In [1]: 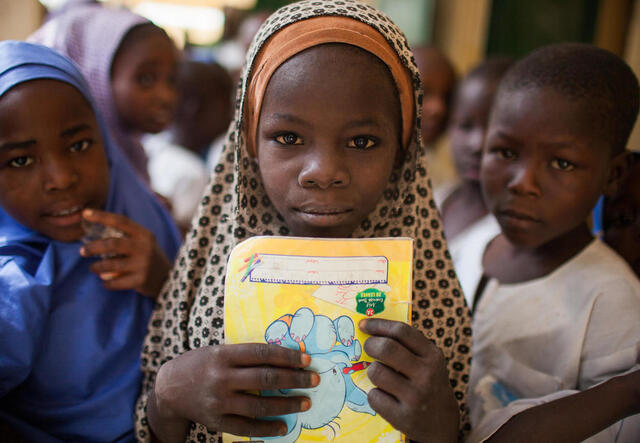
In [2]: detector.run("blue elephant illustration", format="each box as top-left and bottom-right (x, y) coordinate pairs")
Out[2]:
(257, 307), (375, 442)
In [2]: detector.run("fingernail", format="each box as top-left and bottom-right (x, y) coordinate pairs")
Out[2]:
(301, 398), (311, 411)
(311, 373), (320, 386)
(83, 209), (93, 218)
(79, 247), (86, 256)
(359, 319), (368, 329)
(301, 353), (311, 366)
(279, 425), (288, 436)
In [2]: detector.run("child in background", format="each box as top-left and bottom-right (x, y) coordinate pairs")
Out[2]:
(469, 43), (640, 442)
(412, 45), (458, 191)
(144, 61), (233, 233)
(134, 2), (472, 442)
(29, 3), (179, 184)
(440, 57), (513, 304)
(597, 152), (640, 278)
(0, 41), (180, 442)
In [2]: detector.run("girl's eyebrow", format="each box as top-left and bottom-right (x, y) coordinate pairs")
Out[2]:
(343, 118), (382, 130)
(0, 140), (36, 152)
(267, 113), (311, 127)
(61, 123), (91, 138)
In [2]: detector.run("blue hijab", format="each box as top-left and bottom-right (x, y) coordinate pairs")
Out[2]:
(0, 41), (180, 442)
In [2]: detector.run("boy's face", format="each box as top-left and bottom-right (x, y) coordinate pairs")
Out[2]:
(449, 77), (496, 182)
(0, 80), (110, 242)
(481, 87), (613, 248)
(257, 45), (401, 238)
(111, 28), (179, 134)
(603, 160), (640, 276)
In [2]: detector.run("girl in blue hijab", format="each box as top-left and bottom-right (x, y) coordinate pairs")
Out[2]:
(0, 41), (180, 442)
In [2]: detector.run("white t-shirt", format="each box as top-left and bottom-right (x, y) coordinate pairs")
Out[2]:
(468, 239), (640, 442)
(447, 214), (500, 307)
(143, 133), (209, 227)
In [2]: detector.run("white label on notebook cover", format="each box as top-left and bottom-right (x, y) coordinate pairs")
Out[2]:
(245, 254), (389, 285)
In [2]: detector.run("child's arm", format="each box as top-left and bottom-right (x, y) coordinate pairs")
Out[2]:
(146, 344), (318, 442)
(487, 370), (640, 442)
(79, 209), (171, 297)
(358, 318), (460, 443)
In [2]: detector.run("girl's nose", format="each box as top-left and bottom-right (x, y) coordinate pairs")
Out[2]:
(298, 148), (350, 189)
(507, 163), (542, 197)
(43, 156), (79, 192)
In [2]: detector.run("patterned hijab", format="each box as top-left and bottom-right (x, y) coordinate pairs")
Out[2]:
(136, 1), (472, 441)
(29, 4), (152, 183)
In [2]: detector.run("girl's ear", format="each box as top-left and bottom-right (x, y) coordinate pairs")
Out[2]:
(604, 150), (632, 197)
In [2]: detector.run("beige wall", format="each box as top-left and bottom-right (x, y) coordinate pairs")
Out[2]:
(432, 0), (492, 76)
(0, 0), (45, 41)
(625, 0), (640, 151)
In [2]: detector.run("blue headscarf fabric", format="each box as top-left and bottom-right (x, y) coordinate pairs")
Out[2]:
(0, 41), (181, 442)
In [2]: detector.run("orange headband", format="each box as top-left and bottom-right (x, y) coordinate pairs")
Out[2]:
(245, 16), (415, 156)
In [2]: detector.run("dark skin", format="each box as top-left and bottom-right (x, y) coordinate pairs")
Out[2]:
(148, 45), (459, 443)
(441, 76), (498, 240)
(0, 80), (169, 298)
(603, 157), (640, 277)
(480, 86), (634, 440)
(413, 46), (456, 146)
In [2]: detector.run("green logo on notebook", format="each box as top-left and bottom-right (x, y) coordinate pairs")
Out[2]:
(356, 288), (386, 317)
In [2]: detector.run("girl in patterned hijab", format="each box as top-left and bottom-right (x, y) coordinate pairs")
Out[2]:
(136, 1), (472, 441)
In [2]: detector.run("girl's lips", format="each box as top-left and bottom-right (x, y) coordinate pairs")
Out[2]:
(43, 204), (85, 227)
(294, 207), (353, 227)
(497, 209), (541, 230)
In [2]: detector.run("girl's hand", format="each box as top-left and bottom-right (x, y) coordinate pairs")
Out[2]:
(149, 344), (319, 440)
(80, 209), (171, 297)
(359, 318), (459, 443)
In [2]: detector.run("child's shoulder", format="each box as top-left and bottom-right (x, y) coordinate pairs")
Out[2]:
(554, 239), (640, 302)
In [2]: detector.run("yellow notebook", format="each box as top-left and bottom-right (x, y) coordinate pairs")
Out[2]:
(224, 236), (413, 443)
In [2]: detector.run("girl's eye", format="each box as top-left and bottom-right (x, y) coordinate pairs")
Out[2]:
(137, 72), (156, 87)
(9, 156), (34, 168)
(275, 133), (303, 145)
(348, 135), (376, 150)
(70, 139), (91, 153)
(550, 158), (575, 171)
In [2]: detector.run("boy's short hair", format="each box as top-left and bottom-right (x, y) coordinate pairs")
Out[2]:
(497, 43), (639, 154)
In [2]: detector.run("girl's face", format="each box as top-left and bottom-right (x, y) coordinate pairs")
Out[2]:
(257, 44), (401, 238)
(111, 25), (179, 134)
(0, 80), (110, 242)
(449, 77), (496, 182)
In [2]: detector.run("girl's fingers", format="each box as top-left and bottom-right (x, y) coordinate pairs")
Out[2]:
(89, 256), (133, 275)
(363, 335), (420, 378)
(82, 209), (140, 236)
(81, 237), (131, 258)
(366, 361), (412, 399)
(359, 318), (437, 358)
(367, 387), (403, 427)
(224, 392), (311, 419)
(100, 273), (143, 292)
(204, 414), (288, 438)
(228, 367), (319, 391)
(224, 343), (312, 369)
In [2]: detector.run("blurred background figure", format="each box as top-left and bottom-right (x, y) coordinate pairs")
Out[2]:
(598, 152), (640, 277)
(144, 60), (234, 233)
(412, 45), (457, 192)
(29, 3), (180, 184)
(439, 57), (513, 302)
